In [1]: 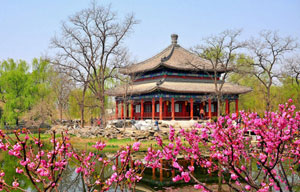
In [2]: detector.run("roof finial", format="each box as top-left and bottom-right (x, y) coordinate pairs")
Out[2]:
(171, 34), (178, 45)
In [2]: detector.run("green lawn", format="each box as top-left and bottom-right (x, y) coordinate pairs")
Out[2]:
(4, 131), (205, 153)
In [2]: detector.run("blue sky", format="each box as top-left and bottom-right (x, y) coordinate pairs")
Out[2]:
(0, 0), (299, 63)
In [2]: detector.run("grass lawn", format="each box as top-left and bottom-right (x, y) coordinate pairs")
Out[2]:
(4, 130), (207, 153)
(69, 136), (159, 153)
(5, 132), (160, 153)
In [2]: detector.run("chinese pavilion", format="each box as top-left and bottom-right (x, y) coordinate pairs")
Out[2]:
(107, 34), (251, 120)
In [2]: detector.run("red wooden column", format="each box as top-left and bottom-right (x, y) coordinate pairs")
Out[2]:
(190, 98), (193, 120)
(159, 97), (163, 120)
(115, 101), (118, 119)
(171, 98), (175, 120)
(141, 99), (144, 120)
(208, 98), (212, 119)
(152, 167), (156, 180)
(225, 99), (229, 115)
(116, 156), (118, 167)
(152, 98), (155, 120)
(130, 101), (134, 120)
(183, 101), (186, 117)
(171, 159), (175, 178)
(160, 158), (163, 182)
(191, 159), (194, 174)
(121, 101), (124, 119)
(235, 99), (239, 115)
(164, 102), (167, 119)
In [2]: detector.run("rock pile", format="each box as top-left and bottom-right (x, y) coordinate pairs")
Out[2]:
(46, 120), (170, 141)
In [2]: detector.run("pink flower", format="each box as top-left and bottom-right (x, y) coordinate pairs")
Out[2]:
(259, 153), (267, 162)
(241, 165), (246, 171)
(169, 126), (175, 141)
(172, 175), (182, 182)
(231, 173), (238, 180)
(173, 161), (183, 171)
(245, 185), (251, 190)
(132, 142), (141, 151)
(155, 136), (163, 146)
(194, 184), (204, 189)
(75, 167), (82, 173)
(111, 172), (118, 181)
(188, 165), (194, 172)
(206, 161), (212, 167)
(181, 172), (190, 182)
(16, 168), (23, 174)
(92, 141), (106, 150)
(12, 181), (19, 188)
(95, 180), (101, 185)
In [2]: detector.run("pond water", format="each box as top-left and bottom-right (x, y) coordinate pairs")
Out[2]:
(1, 152), (300, 192)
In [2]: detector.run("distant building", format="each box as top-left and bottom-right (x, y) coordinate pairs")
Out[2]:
(107, 34), (251, 120)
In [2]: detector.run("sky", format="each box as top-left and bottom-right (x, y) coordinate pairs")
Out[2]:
(0, 0), (299, 63)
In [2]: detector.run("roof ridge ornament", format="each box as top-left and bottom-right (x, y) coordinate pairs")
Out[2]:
(171, 34), (178, 45)
(160, 34), (178, 62)
(161, 45), (175, 62)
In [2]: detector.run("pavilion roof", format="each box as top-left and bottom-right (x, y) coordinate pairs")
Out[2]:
(120, 34), (228, 75)
(106, 81), (252, 97)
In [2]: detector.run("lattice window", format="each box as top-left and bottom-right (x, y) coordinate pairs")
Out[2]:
(145, 104), (152, 112)
(136, 105), (141, 113)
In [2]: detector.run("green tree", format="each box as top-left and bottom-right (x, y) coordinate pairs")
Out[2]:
(276, 76), (300, 109)
(68, 89), (102, 124)
(228, 54), (267, 114)
(0, 59), (37, 125)
(23, 58), (55, 124)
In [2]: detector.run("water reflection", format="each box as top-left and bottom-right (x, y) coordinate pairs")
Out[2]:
(1, 152), (299, 192)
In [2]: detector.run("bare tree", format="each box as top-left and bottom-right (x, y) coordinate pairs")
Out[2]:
(284, 54), (300, 85)
(51, 67), (73, 122)
(50, 2), (137, 125)
(247, 31), (298, 111)
(192, 29), (245, 117)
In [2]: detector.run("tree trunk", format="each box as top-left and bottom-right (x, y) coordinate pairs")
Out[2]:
(99, 95), (106, 126)
(59, 104), (63, 122)
(217, 96), (221, 117)
(266, 87), (271, 112)
(80, 85), (87, 128)
(123, 100), (127, 130)
(218, 162), (222, 192)
(217, 93), (223, 117)
(80, 104), (85, 128)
